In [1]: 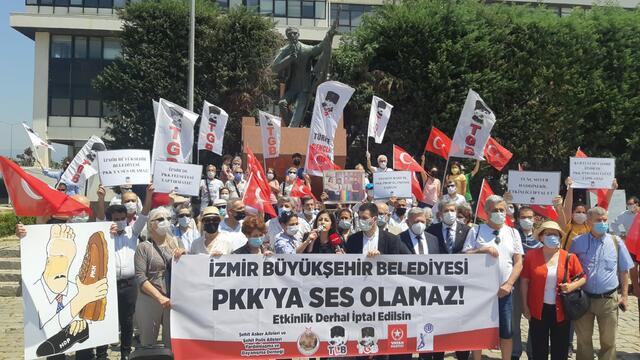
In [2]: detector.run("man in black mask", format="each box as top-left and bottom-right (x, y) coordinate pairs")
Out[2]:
(181, 206), (234, 256)
(218, 199), (248, 251)
(389, 198), (409, 233)
(292, 153), (305, 179)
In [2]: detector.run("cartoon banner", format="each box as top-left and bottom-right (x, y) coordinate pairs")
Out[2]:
(197, 101), (229, 155)
(367, 96), (394, 144)
(373, 170), (412, 199)
(153, 160), (203, 196)
(21, 222), (118, 360)
(152, 98), (198, 164)
(322, 170), (366, 204)
(569, 157), (615, 189)
(97, 149), (151, 187)
(449, 89), (496, 160)
(171, 254), (500, 359)
(507, 170), (560, 206)
(258, 111), (282, 159)
(59, 136), (106, 187)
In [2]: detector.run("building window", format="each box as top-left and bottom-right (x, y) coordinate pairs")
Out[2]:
(247, 0), (325, 18)
(103, 37), (121, 59)
(330, 4), (376, 32)
(51, 35), (72, 59)
(216, 0), (229, 9)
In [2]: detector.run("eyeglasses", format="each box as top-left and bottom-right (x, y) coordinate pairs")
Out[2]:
(493, 230), (501, 245)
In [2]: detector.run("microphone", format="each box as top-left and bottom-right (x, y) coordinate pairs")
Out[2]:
(329, 233), (342, 252)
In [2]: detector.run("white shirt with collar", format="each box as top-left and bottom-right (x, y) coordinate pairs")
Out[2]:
(32, 277), (78, 337)
(103, 214), (147, 280)
(362, 228), (380, 254)
(410, 229), (429, 254)
(389, 213), (409, 232)
(432, 194), (468, 223)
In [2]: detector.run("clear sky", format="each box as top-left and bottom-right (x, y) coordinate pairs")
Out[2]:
(1, 1), (65, 161)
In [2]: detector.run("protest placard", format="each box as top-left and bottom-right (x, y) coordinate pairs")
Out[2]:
(97, 149), (151, 187)
(570, 157), (615, 189)
(21, 222), (118, 360)
(507, 170), (560, 205)
(171, 254), (500, 359)
(373, 171), (412, 199)
(153, 161), (202, 196)
(323, 170), (366, 203)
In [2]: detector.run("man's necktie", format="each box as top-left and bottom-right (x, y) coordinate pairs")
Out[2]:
(446, 227), (454, 253)
(417, 235), (425, 255)
(55, 294), (64, 314)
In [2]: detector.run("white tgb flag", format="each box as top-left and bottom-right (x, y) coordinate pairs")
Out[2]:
(152, 98), (198, 164)
(60, 136), (106, 187)
(305, 81), (355, 176)
(197, 101), (229, 155)
(258, 111), (281, 159)
(449, 89), (497, 160)
(22, 123), (55, 151)
(367, 96), (394, 144)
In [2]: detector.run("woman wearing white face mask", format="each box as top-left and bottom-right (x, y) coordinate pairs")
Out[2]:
(172, 207), (200, 253)
(281, 167), (299, 196)
(267, 167), (280, 206)
(200, 164), (224, 212)
(274, 212), (313, 254)
(521, 221), (586, 360)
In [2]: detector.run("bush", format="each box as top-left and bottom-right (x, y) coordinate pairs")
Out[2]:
(0, 212), (35, 238)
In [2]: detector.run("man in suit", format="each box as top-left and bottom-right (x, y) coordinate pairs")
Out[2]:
(346, 202), (411, 255)
(399, 207), (441, 256)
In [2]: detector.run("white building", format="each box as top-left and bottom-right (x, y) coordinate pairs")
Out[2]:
(10, 0), (638, 166)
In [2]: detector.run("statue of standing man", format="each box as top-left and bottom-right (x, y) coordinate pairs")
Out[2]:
(272, 22), (338, 127)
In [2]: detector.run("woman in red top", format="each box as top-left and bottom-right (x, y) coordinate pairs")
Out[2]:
(521, 221), (586, 360)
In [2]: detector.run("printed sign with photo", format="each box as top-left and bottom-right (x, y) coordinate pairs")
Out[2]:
(97, 150), (151, 187)
(323, 170), (366, 204)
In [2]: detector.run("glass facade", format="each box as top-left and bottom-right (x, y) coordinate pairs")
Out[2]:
(247, 0), (326, 19)
(48, 35), (121, 121)
(330, 3), (376, 32)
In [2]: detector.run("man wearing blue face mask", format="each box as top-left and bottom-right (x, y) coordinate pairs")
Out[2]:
(225, 166), (247, 200)
(462, 195), (523, 360)
(569, 206), (634, 360)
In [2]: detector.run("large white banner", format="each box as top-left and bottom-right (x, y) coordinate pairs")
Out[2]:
(21, 222), (118, 360)
(197, 101), (229, 155)
(22, 123), (55, 151)
(152, 98), (198, 164)
(507, 170), (561, 205)
(449, 89), (496, 160)
(153, 160), (203, 196)
(570, 157), (615, 189)
(60, 136), (106, 187)
(367, 96), (394, 144)
(305, 81), (355, 176)
(171, 254), (500, 359)
(259, 111), (281, 159)
(373, 170), (412, 199)
(97, 149), (151, 187)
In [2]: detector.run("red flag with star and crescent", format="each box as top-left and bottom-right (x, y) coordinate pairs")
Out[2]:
(575, 147), (609, 209)
(306, 145), (342, 172)
(243, 147), (276, 217)
(290, 178), (317, 201)
(411, 172), (424, 201)
(424, 127), (452, 160)
(393, 145), (423, 172)
(484, 137), (513, 171)
(0, 156), (91, 216)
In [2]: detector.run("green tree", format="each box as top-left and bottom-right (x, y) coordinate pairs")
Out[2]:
(334, 0), (640, 197)
(94, 0), (282, 160)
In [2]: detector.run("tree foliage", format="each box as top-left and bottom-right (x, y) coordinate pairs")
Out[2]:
(95, 0), (282, 160)
(334, 0), (640, 196)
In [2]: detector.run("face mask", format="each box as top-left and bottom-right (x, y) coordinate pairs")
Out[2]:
(204, 222), (219, 234)
(573, 213), (587, 224)
(627, 204), (637, 212)
(267, 173), (275, 181)
(248, 236), (264, 247)
(288, 173), (297, 180)
(358, 218), (373, 232)
(304, 209), (314, 216)
(155, 220), (171, 235)
(220, 194), (230, 200)
(451, 167), (460, 175)
(234, 211), (246, 221)
(219, 208), (226, 217)
(178, 216), (190, 227)
(442, 211), (457, 226)
(338, 220), (352, 230)
(376, 215), (388, 227)
(366, 190), (374, 197)
(411, 222), (426, 236)
(490, 212), (506, 225)
(378, 161), (387, 169)
(519, 218), (534, 231)
(124, 202), (138, 214)
(234, 173), (243, 182)
(593, 221), (608, 235)
(286, 225), (299, 236)
(207, 171), (216, 179)
(279, 206), (292, 216)
(293, 159), (301, 166)
(543, 235), (561, 249)
(116, 220), (128, 231)
(70, 215), (89, 223)
(456, 217), (466, 224)
(395, 207), (407, 217)
(447, 186), (456, 195)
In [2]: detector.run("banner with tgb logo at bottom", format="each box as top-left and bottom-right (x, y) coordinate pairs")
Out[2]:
(170, 254), (500, 359)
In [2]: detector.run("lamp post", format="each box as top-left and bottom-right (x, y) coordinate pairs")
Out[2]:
(187, 0), (195, 111)
(0, 121), (19, 159)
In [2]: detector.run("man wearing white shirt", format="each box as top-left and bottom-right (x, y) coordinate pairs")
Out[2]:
(345, 203), (410, 255)
(218, 199), (248, 250)
(200, 164), (225, 211)
(462, 195), (523, 360)
(365, 151), (393, 173)
(611, 195), (638, 237)
(431, 180), (467, 222)
(389, 198), (410, 233)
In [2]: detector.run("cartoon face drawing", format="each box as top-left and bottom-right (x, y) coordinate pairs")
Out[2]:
(376, 100), (387, 120)
(472, 100), (492, 124)
(168, 107), (183, 128)
(322, 91), (340, 117)
(329, 326), (346, 347)
(208, 106), (221, 126)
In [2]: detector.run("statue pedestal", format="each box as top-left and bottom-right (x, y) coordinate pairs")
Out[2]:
(241, 117), (347, 196)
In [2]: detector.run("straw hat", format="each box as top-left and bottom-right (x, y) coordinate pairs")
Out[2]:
(201, 206), (220, 218)
(533, 220), (565, 241)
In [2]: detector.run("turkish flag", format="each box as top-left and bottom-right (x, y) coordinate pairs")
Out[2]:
(245, 147), (272, 195)
(624, 214), (640, 257)
(424, 127), (452, 160)
(411, 172), (424, 201)
(484, 137), (512, 171)
(307, 145), (341, 172)
(574, 147), (609, 209)
(242, 173), (276, 217)
(290, 178), (317, 201)
(476, 179), (513, 227)
(393, 145), (423, 172)
(0, 156), (91, 216)
(530, 205), (559, 222)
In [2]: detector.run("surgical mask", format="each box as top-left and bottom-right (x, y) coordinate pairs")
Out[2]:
(490, 212), (506, 225)
(218, 207), (226, 217)
(543, 235), (561, 249)
(593, 221), (608, 235)
(204, 222), (219, 234)
(286, 225), (299, 236)
(116, 220), (128, 231)
(267, 173), (275, 181)
(338, 220), (352, 230)
(573, 213), (587, 224)
(304, 209), (314, 216)
(378, 161), (387, 169)
(447, 186), (456, 195)
(358, 218), (373, 232)
(507, 205), (515, 215)
(207, 171), (216, 179)
(395, 207), (407, 217)
(220, 194), (230, 200)
(627, 204), (637, 212)
(234, 173), (243, 182)
(293, 159), (301, 166)
(234, 211), (246, 221)
(442, 211), (457, 226)
(124, 202), (138, 214)
(70, 215), (89, 223)
(519, 218), (534, 231)
(248, 236), (264, 247)
(288, 173), (297, 180)
(376, 215), (388, 227)
(411, 222), (426, 236)
(178, 216), (190, 227)
(155, 220), (171, 235)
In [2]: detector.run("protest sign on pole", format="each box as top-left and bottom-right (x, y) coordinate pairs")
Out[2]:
(323, 170), (366, 203)
(171, 254), (500, 359)
(449, 89), (496, 160)
(97, 149), (151, 187)
(60, 136), (106, 188)
(152, 161), (203, 196)
(373, 171), (412, 199)
(367, 96), (393, 144)
(197, 101), (229, 155)
(507, 171), (561, 205)
(152, 98), (198, 164)
(258, 111), (281, 159)
(305, 81), (355, 176)
(21, 222), (118, 360)
(569, 157), (615, 189)
(22, 123), (55, 151)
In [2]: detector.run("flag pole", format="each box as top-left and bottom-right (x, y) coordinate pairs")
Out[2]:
(441, 155), (451, 191)
(474, 179), (484, 224)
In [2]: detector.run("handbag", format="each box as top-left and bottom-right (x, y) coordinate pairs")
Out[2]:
(559, 253), (590, 320)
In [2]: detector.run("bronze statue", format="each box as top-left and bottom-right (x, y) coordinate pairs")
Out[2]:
(271, 21), (338, 127)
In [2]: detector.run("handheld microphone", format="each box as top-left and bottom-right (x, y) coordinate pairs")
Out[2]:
(329, 233), (342, 252)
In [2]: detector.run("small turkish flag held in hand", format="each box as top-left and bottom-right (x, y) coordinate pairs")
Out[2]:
(483, 137), (513, 171)
(242, 173), (276, 217)
(393, 145), (423, 172)
(290, 178), (317, 201)
(424, 127), (452, 160)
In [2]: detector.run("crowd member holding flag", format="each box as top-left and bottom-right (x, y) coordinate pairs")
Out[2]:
(266, 167), (280, 206)
(39, 157), (79, 195)
(446, 160), (480, 203)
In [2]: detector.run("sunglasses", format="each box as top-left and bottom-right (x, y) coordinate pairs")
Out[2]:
(203, 218), (221, 224)
(177, 214), (190, 218)
(288, 171), (297, 174)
